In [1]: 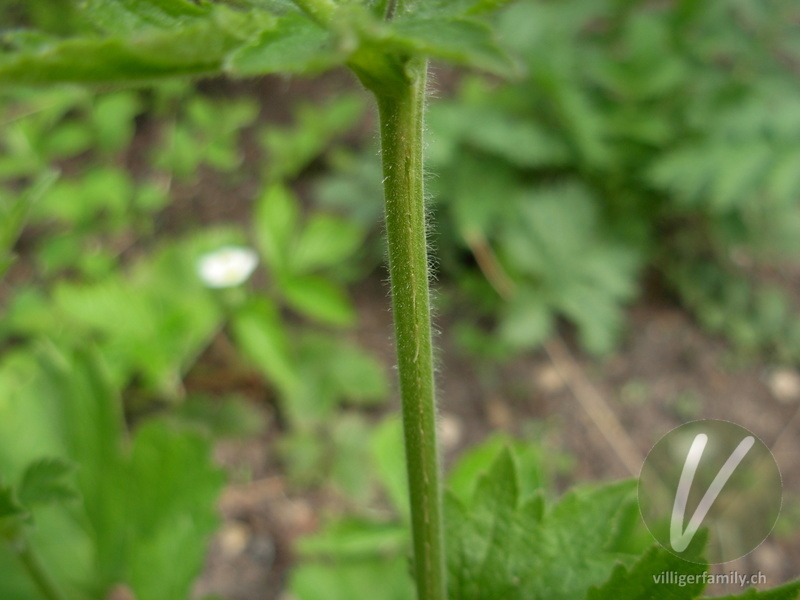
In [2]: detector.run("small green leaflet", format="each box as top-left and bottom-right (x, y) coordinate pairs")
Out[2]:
(0, 457), (78, 535)
(18, 458), (79, 508)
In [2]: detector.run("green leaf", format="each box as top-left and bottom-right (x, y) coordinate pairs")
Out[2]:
(174, 394), (266, 439)
(297, 334), (389, 405)
(82, 0), (212, 34)
(0, 8), (267, 85)
(231, 298), (298, 396)
(386, 17), (517, 77)
(0, 348), (224, 598)
(35, 167), (133, 226)
(297, 517), (409, 560)
(446, 449), (642, 600)
(499, 185), (640, 355)
(278, 428), (328, 485)
(126, 421), (224, 600)
(586, 545), (706, 600)
(498, 293), (553, 350)
(0, 171), (58, 278)
(254, 183), (299, 272)
(259, 94), (366, 181)
(436, 107), (571, 169)
(291, 214), (365, 273)
(280, 274), (356, 326)
(91, 92), (142, 152)
(447, 434), (546, 506)
(290, 556), (414, 600)
(0, 484), (26, 522)
(327, 343), (388, 403)
(412, 0), (517, 18)
(18, 458), (78, 508)
(438, 152), (519, 236)
(717, 581), (800, 600)
(330, 415), (375, 501)
(227, 13), (344, 76)
(290, 510), (413, 599)
(370, 416), (409, 516)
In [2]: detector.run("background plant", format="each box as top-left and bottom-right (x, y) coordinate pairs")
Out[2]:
(1, 1), (799, 600)
(380, 0), (800, 360)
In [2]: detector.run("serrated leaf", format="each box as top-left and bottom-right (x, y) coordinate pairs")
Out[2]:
(18, 458), (78, 507)
(446, 449), (642, 600)
(387, 17), (517, 77)
(447, 436), (513, 505)
(448, 435), (549, 507)
(499, 185), (640, 355)
(227, 13), (343, 76)
(472, 447), (518, 514)
(587, 545), (706, 600)
(717, 581), (800, 600)
(0, 8), (267, 85)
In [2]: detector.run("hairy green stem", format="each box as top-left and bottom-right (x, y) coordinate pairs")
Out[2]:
(10, 536), (68, 600)
(375, 59), (447, 600)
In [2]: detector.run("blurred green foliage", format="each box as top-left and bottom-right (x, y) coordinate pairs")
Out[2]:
(0, 80), (385, 596)
(0, 347), (223, 600)
(424, 0), (800, 359)
(2, 0), (800, 598)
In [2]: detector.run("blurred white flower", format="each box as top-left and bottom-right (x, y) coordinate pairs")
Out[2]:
(197, 246), (259, 289)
